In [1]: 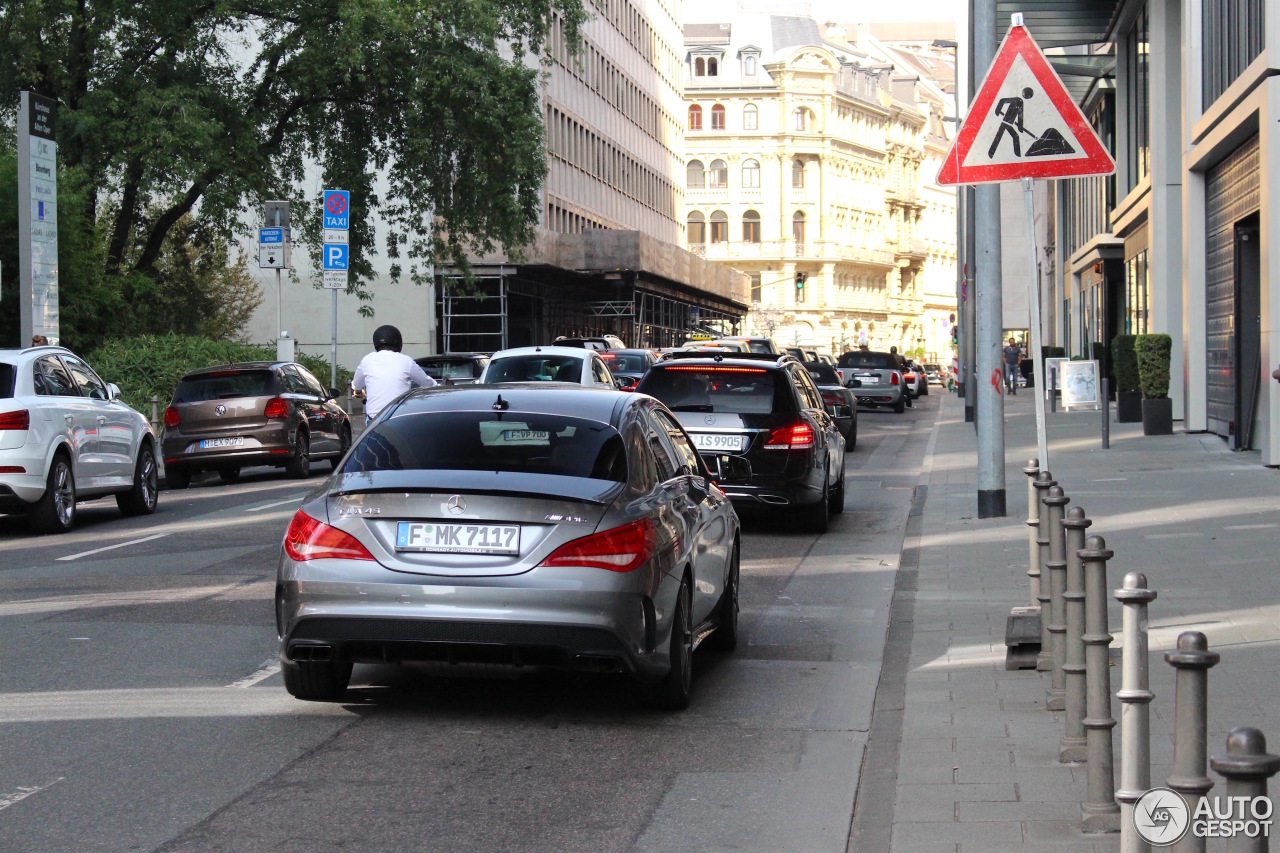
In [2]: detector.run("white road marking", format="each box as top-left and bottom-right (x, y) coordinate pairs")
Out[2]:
(1144, 532), (1201, 540)
(228, 661), (282, 688)
(1224, 523), (1277, 530)
(0, 584), (237, 618)
(244, 497), (303, 513)
(0, 687), (354, 723)
(1093, 477), (1128, 482)
(56, 533), (170, 562)
(0, 777), (64, 812)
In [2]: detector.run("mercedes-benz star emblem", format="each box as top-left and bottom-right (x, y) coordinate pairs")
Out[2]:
(446, 495), (467, 515)
(214, 405), (226, 416)
(704, 414), (716, 425)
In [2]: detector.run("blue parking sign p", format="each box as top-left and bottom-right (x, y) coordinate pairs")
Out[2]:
(322, 243), (349, 270)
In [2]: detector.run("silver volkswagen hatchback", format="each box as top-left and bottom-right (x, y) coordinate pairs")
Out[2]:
(276, 385), (741, 709)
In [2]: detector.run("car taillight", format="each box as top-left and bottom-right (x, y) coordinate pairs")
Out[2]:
(764, 421), (815, 450)
(0, 410), (30, 430)
(264, 397), (290, 419)
(890, 372), (901, 386)
(283, 510), (375, 562)
(163, 406), (180, 428)
(905, 373), (916, 381)
(538, 518), (656, 573)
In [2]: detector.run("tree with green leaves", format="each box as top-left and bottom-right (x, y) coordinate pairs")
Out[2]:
(1, 0), (585, 338)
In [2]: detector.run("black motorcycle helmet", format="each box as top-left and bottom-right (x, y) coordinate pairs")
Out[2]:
(372, 324), (403, 352)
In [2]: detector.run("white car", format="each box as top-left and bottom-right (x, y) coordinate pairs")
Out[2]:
(478, 346), (619, 389)
(0, 345), (160, 533)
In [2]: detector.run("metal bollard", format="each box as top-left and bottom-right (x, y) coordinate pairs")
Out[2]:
(1059, 506), (1091, 763)
(1166, 631), (1220, 853)
(151, 395), (160, 432)
(1024, 459), (1041, 607)
(1210, 728), (1280, 853)
(1101, 377), (1111, 449)
(1044, 485), (1070, 711)
(1034, 470), (1057, 671)
(1115, 572), (1157, 853)
(1080, 535), (1120, 832)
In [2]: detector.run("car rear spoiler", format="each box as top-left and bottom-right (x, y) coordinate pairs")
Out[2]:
(329, 470), (626, 505)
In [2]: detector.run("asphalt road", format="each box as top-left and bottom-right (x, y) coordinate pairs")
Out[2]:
(0, 394), (937, 853)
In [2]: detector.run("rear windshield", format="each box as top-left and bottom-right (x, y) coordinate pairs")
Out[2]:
(343, 412), (626, 481)
(924, 363), (940, 371)
(173, 370), (277, 403)
(805, 364), (840, 385)
(604, 352), (650, 373)
(639, 366), (778, 415)
(484, 355), (582, 383)
(0, 363), (14, 398)
(417, 358), (483, 380)
(746, 340), (774, 354)
(838, 353), (897, 370)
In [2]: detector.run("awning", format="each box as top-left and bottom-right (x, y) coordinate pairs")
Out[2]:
(997, 1), (1121, 47)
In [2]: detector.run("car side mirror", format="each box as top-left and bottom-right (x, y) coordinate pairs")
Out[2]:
(107, 383), (121, 402)
(327, 387), (341, 399)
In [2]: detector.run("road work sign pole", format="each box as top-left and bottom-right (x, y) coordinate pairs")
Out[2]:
(1022, 177), (1049, 471)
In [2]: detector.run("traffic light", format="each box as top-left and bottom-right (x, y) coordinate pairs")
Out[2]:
(951, 325), (959, 344)
(795, 272), (807, 291)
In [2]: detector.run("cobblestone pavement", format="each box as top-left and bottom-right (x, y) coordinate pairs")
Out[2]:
(862, 388), (1280, 852)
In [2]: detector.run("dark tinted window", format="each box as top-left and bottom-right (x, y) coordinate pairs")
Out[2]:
(61, 354), (109, 400)
(485, 354), (583, 383)
(639, 366), (780, 414)
(0, 363), (14, 398)
(173, 370), (277, 403)
(746, 340), (774, 354)
(417, 358), (482, 380)
(33, 356), (79, 397)
(295, 365), (327, 397)
(805, 364), (840, 385)
(344, 412), (626, 482)
(604, 352), (652, 373)
(653, 410), (702, 475)
(838, 352), (897, 369)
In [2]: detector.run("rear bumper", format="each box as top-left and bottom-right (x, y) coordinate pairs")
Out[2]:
(0, 448), (53, 506)
(852, 386), (904, 406)
(716, 475), (824, 508)
(162, 424), (295, 469)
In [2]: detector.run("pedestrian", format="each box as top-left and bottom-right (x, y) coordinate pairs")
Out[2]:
(1003, 337), (1022, 395)
(351, 325), (437, 424)
(31, 334), (48, 347)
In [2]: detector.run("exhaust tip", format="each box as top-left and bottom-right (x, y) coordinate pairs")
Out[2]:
(288, 642), (334, 662)
(758, 495), (790, 505)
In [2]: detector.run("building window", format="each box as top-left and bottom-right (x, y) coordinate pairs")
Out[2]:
(694, 57), (705, 76)
(1202, 0), (1265, 107)
(742, 159), (760, 188)
(1124, 3), (1150, 192)
(710, 210), (728, 244)
(792, 158), (805, 188)
(742, 210), (761, 243)
(743, 103), (758, 130)
(707, 57), (718, 77)
(688, 104), (702, 130)
(744, 55), (757, 76)
(711, 104), (726, 130)
(686, 160), (704, 189)
(750, 273), (762, 303)
(687, 212), (706, 245)
(1126, 249), (1150, 334)
(792, 211), (806, 245)
(708, 159), (728, 188)
(793, 108), (808, 131)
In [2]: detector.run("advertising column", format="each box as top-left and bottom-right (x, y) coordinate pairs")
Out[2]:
(17, 92), (59, 345)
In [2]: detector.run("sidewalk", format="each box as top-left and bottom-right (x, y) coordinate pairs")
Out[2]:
(878, 388), (1280, 852)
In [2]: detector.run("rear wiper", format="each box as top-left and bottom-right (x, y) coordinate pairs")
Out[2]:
(670, 404), (714, 412)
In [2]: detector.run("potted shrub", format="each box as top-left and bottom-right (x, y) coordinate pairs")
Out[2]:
(1112, 335), (1142, 422)
(1135, 333), (1173, 435)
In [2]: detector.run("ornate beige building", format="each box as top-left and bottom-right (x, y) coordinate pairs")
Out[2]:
(682, 14), (957, 359)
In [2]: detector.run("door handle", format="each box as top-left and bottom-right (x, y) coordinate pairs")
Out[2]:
(64, 414), (73, 421)
(97, 416), (107, 424)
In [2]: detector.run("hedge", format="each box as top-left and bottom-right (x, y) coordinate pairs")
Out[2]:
(85, 334), (352, 415)
(1111, 335), (1140, 393)
(1134, 333), (1172, 399)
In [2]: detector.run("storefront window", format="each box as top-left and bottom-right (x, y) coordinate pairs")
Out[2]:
(1125, 250), (1150, 334)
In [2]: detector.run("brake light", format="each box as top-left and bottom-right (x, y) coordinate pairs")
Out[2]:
(666, 366), (767, 374)
(764, 422), (815, 450)
(538, 518), (656, 573)
(600, 352), (616, 359)
(890, 372), (901, 386)
(0, 410), (30, 430)
(264, 397), (290, 419)
(284, 510), (375, 562)
(905, 373), (916, 382)
(163, 406), (180, 428)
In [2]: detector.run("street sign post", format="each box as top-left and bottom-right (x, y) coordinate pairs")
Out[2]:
(259, 201), (292, 346)
(322, 189), (350, 388)
(17, 92), (60, 346)
(938, 14), (1115, 480)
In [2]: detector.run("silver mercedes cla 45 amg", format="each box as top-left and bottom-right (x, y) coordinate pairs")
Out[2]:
(275, 384), (741, 709)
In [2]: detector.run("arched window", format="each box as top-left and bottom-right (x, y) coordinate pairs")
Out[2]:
(687, 212), (706, 245)
(792, 211), (806, 244)
(688, 104), (702, 130)
(793, 108), (808, 131)
(792, 158), (805, 188)
(741, 159), (760, 189)
(708, 159), (728, 188)
(744, 55), (757, 76)
(686, 160), (705, 189)
(695, 57), (705, 76)
(742, 210), (761, 244)
(708, 58), (718, 76)
(711, 104), (726, 130)
(710, 210), (728, 244)
(743, 103), (758, 130)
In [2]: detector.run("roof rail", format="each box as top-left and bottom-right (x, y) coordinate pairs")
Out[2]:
(659, 350), (790, 363)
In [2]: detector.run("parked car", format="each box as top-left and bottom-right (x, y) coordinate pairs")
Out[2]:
(0, 345), (159, 532)
(923, 363), (943, 385)
(719, 336), (780, 355)
(837, 351), (908, 413)
(553, 335), (627, 351)
(414, 353), (490, 385)
(162, 362), (351, 488)
(905, 360), (928, 397)
(804, 362), (857, 448)
(636, 354), (845, 532)
(276, 385), (740, 709)
(478, 346), (616, 389)
(682, 340), (750, 354)
(601, 349), (656, 391)
(819, 354), (837, 367)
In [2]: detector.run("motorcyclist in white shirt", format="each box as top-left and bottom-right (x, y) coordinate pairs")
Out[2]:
(351, 325), (436, 423)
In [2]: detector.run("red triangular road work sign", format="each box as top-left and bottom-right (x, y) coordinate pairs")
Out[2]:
(938, 24), (1115, 185)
